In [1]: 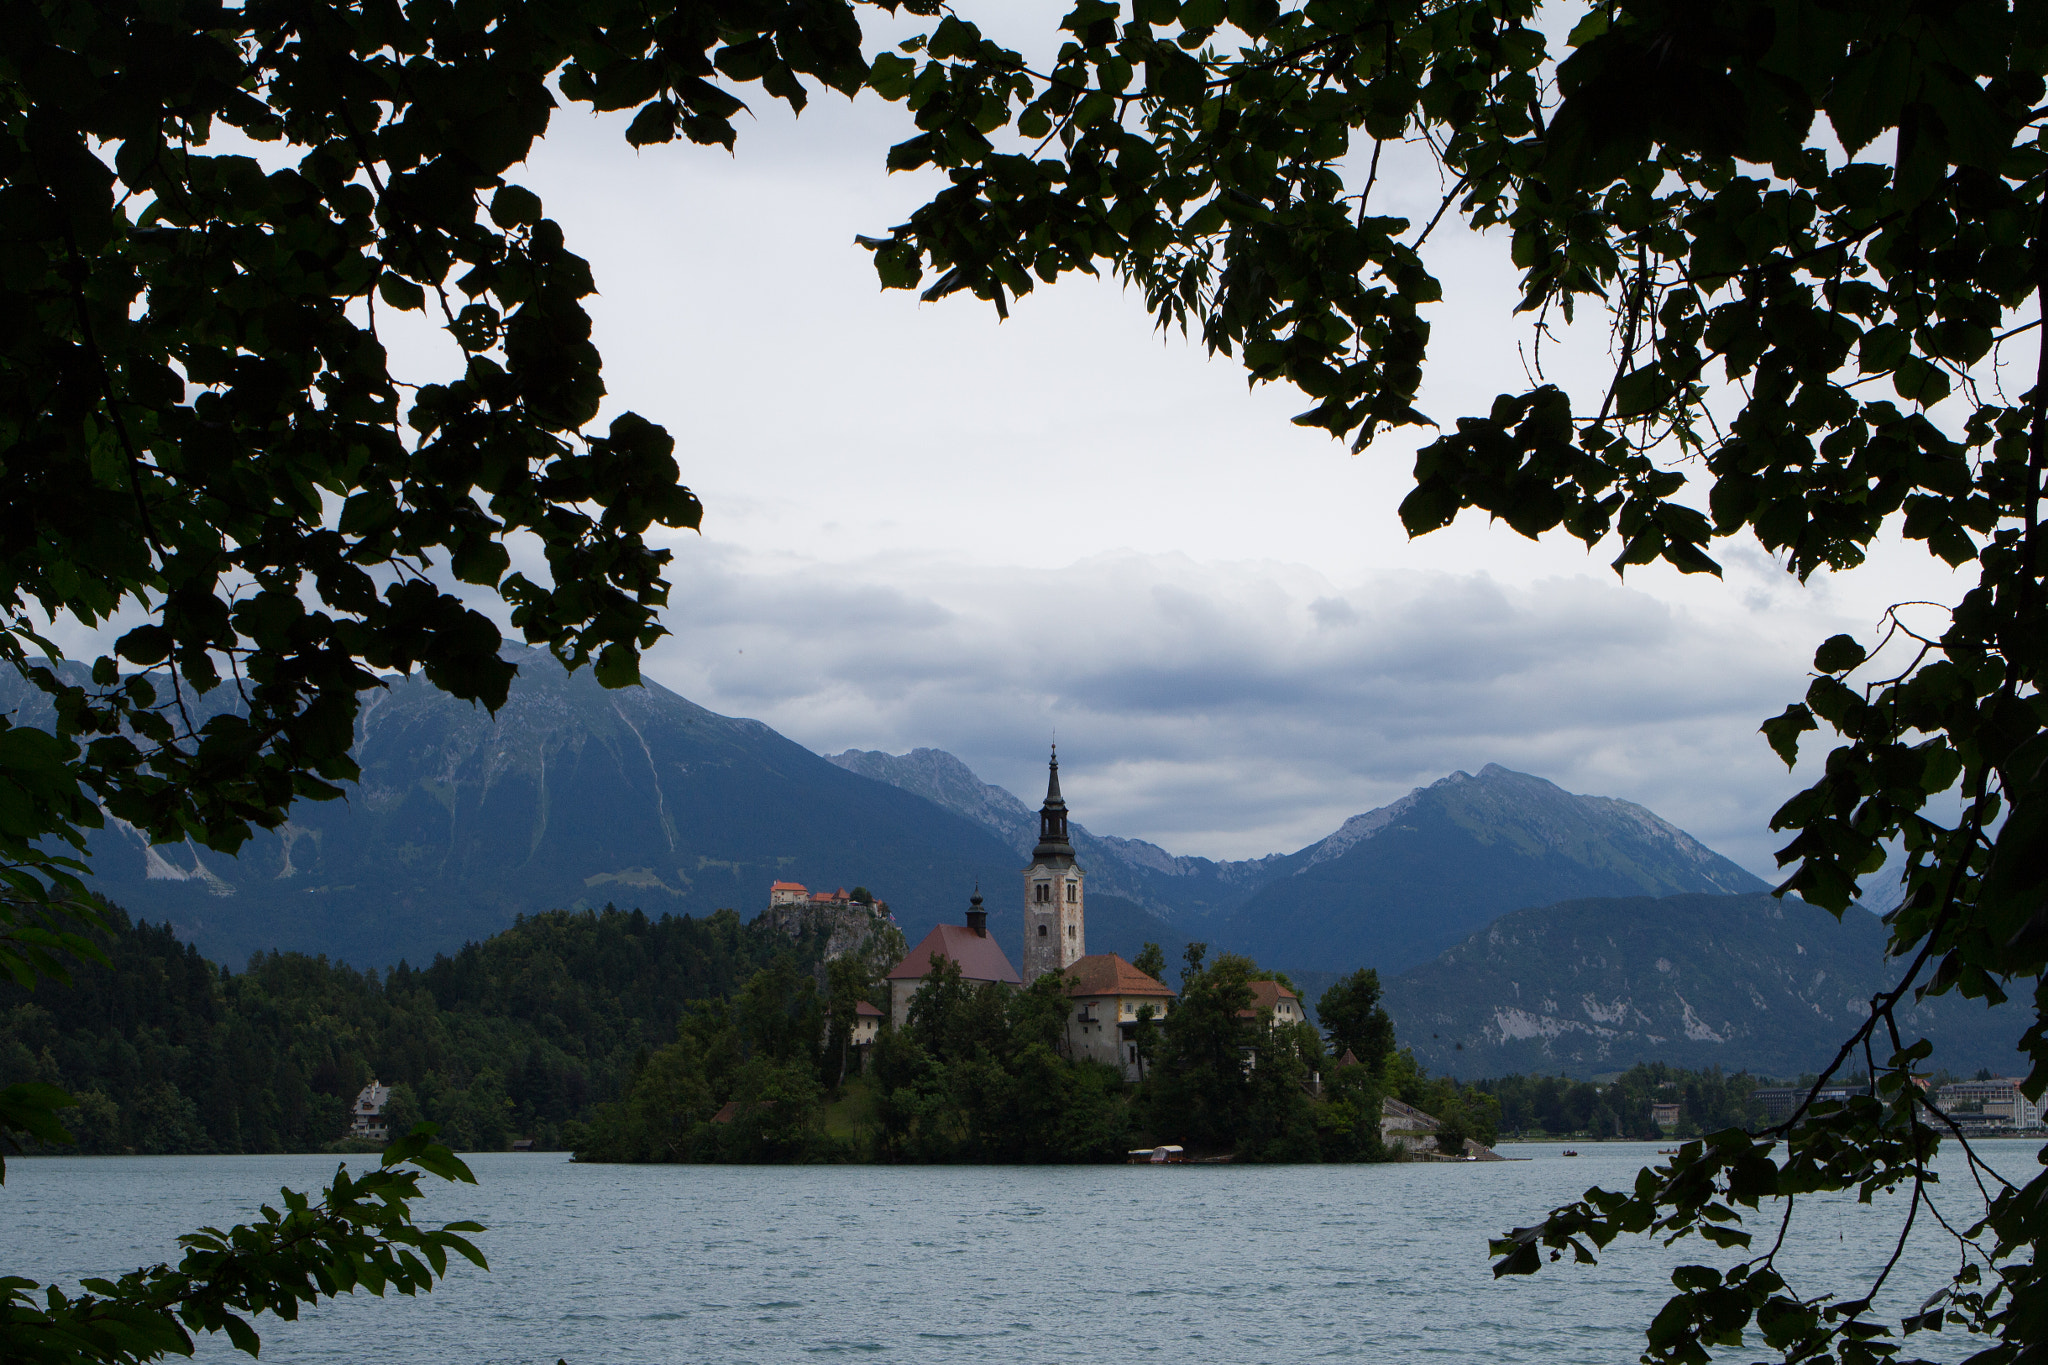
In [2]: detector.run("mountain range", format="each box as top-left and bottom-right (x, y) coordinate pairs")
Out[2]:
(11, 647), (1992, 1077)
(7, 649), (1079, 967)
(834, 747), (1768, 974)
(1386, 892), (2024, 1079)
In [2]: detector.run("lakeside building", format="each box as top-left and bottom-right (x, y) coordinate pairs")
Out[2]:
(1935, 1078), (2044, 1130)
(351, 1080), (392, 1142)
(1751, 1083), (1866, 1122)
(1064, 953), (1175, 1080)
(884, 891), (1022, 1028)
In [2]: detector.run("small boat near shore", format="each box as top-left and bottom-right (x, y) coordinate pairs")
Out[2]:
(1560, 1149), (1580, 1157)
(1127, 1145), (1187, 1164)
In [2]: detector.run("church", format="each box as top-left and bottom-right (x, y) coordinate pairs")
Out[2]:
(885, 749), (1175, 1081)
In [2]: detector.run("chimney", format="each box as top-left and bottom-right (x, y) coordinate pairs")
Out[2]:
(966, 887), (987, 937)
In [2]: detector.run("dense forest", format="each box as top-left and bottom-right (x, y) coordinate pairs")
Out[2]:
(5, 905), (1809, 1162)
(0, 902), (848, 1153)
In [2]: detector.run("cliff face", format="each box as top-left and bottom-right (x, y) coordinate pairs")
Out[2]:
(758, 899), (895, 965)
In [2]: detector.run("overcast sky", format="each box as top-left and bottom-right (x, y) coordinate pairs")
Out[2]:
(394, 11), (2006, 881)
(69, 8), (2003, 881)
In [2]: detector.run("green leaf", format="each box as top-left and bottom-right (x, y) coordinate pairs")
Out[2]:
(1813, 634), (1867, 674)
(378, 272), (426, 312)
(1761, 704), (1817, 768)
(489, 185), (543, 228)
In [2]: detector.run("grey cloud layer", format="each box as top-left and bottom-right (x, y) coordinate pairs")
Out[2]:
(641, 547), (1831, 874)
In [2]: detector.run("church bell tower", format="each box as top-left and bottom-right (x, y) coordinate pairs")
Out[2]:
(1022, 746), (1085, 983)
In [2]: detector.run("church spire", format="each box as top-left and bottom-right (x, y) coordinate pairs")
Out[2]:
(1033, 744), (1073, 860)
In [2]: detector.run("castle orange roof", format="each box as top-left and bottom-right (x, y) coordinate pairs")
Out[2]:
(1063, 953), (1174, 998)
(886, 924), (1021, 985)
(770, 880), (807, 892)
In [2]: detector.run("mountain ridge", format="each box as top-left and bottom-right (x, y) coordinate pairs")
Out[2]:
(1384, 891), (2023, 1079)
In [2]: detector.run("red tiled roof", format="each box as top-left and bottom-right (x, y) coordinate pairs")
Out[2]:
(1334, 1048), (1362, 1069)
(770, 880), (807, 892)
(854, 1000), (883, 1017)
(1236, 980), (1302, 1017)
(1063, 953), (1174, 998)
(885, 923), (1021, 984)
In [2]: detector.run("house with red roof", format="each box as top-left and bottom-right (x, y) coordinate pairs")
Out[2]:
(1062, 953), (1175, 1081)
(884, 891), (1021, 1028)
(1237, 980), (1308, 1029)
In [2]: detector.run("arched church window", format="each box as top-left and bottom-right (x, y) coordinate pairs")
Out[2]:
(1038, 924), (1047, 936)
(1066, 881), (1077, 903)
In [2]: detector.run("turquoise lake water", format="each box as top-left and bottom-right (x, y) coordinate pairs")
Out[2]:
(4, 1141), (2037, 1363)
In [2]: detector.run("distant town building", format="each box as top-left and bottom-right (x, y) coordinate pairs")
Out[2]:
(1063, 953), (1175, 1080)
(1750, 1083), (1866, 1123)
(1651, 1101), (1681, 1130)
(1936, 1078), (2044, 1131)
(351, 1080), (391, 1142)
(884, 891), (1022, 1028)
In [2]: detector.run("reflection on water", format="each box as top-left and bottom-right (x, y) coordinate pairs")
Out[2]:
(3, 1141), (2035, 1364)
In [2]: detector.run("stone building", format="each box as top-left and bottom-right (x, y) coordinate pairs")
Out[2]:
(1022, 748), (1086, 984)
(884, 892), (1022, 1028)
(1063, 953), (1175, 1081)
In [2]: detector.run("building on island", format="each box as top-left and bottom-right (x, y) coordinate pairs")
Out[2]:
(1063, 953), (1175, 1080)
(1022, 747), (1085, 984)
(884, 890), (1022, 1028)
(351, 1080), (392, 1142)
(1236, 980), (1306, 1028)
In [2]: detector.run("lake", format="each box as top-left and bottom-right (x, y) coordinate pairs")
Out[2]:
(4, 1141), (2035, 1363)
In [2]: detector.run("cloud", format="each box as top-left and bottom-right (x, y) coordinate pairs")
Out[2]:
(639, 545), (1843, 875)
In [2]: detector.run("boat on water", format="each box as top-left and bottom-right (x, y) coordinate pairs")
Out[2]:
(1127, 1145), (1187, 1164)
(1561, 1149), (1580, 1157)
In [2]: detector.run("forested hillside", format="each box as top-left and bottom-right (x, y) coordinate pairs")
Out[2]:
(0, 904), (828, 1153)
